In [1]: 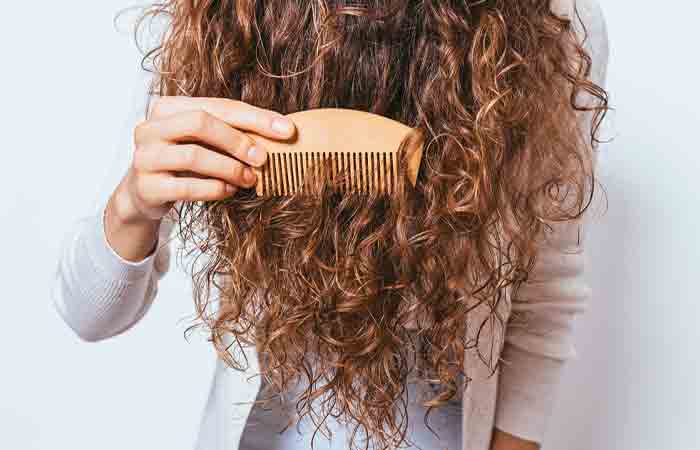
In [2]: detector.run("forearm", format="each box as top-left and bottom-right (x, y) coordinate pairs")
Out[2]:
(490, 428), (540, 450)
(51, 182), (168, 342)
(52, 202), (161, 341)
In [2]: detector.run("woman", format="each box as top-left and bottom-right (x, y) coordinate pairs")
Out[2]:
(52, 0), (609, 449)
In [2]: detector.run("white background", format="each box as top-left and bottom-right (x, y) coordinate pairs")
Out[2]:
(0, 2), (697, 449)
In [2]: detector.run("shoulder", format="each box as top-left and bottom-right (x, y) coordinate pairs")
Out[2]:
(551, 0), (606, 31)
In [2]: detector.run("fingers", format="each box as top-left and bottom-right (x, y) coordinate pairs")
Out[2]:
(136, 109), (268, 168)
(133, 143), (257, 188)
(137, 172), (239, 205)
(148, 96), (296, 140)
(127, 96), (293, 213)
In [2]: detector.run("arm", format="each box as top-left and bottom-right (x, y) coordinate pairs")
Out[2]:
(493, 218), (590, 448)
(51, 68), (175, 342)
(51, 197), (174, 342)
(491, 0), (610, 447)
(52, 67), (298, 343)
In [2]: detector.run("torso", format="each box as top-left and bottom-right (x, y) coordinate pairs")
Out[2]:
(237, 327), (463, 450)
(211, 245), (473, 449)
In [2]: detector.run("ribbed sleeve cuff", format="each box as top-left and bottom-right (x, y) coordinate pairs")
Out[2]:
(82, 201), (159, 283)
(494, 344), (567, 444)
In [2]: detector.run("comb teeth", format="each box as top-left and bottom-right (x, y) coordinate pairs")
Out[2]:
(258, 151), (401, 197)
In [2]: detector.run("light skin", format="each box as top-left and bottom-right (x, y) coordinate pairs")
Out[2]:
(491, 428), (540, 450)
(105, 96), (295, 261)
(104, 96), (539, 450)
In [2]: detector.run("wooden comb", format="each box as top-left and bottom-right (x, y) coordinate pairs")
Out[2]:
(245, 108), (425, 197)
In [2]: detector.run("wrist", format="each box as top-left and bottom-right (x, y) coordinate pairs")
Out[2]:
(490, 428), (540, 450)
(104, 180), (162, 263)
(111, 175), (160, 227)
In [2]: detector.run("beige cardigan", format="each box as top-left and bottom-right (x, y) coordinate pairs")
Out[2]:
(462, 1), (609, 448)
(51, 1), (608, 449)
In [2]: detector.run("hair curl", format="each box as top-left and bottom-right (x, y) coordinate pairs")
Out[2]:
(130, 1), (608, 449)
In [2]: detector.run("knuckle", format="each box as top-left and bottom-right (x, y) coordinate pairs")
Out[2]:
(133, 175), (150, 201)
(133, 120), (151, 144)
(188, 110), (211, 134)
(175, 180), (193, 200)
(180, 144), (199, 168)
(215, 97), (241, 109)
(131, 148), (149, 171)
(149, 96), (170, 119)
(227, 98), (244, 110)
(214, 181), (229, 197)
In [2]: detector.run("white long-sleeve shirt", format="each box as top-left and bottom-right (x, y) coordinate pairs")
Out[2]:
(51, 1), (608, 448)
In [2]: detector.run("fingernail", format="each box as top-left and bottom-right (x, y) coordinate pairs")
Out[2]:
(247, 146), (267, 165)
(271, 116), (294, 135)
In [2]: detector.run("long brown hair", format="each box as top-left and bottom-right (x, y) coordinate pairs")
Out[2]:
(131, 1), (608, 448)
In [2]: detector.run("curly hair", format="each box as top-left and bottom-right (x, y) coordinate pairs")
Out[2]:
(130, 1), (608, 449)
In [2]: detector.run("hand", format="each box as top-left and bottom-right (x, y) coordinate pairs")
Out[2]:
(490, 428), (540, 450)
(113, 96), (296, 224)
